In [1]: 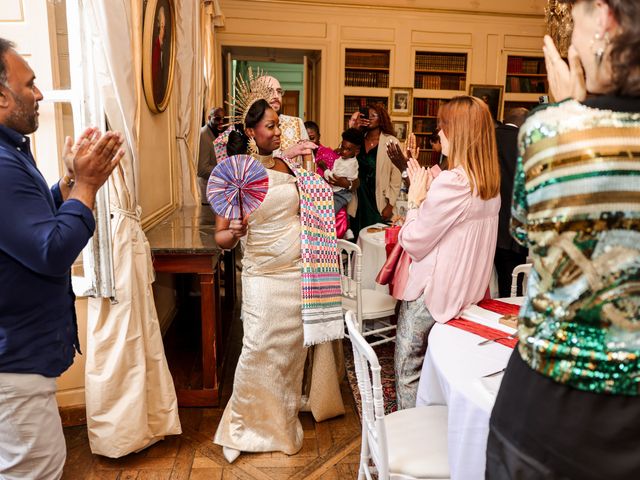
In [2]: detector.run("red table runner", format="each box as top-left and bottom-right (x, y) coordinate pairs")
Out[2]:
(447, 299), (521, 348)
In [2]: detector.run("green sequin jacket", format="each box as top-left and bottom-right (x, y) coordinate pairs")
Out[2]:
(511, 98), (640, 396)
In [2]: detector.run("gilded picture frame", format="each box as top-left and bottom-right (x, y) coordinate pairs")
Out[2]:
(392, 121), (409, 142)
(142, 0), (176, 113)
(390, 87), (413, 116)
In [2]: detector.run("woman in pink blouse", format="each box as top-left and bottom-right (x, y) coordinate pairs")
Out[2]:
(395, 96), (501, 409)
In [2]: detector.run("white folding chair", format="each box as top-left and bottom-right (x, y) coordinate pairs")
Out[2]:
(338, 239), (397, 346)
(345, 311), (450, 480)
(510, 263), (532, 297)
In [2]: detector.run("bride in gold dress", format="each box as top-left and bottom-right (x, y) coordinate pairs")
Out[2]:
(212, 92), (344, 463)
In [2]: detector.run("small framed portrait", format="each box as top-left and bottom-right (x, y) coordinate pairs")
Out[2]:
(142, 0), (176, 113)
(469, 84), (504, 122)
(390, 88), (413, 116)
(392, 121), (409, 142)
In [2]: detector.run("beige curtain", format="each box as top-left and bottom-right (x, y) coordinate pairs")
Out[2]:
(84, 0), (181, 458)
(201, 0), (224, 115)
(175, 0), (203, 206)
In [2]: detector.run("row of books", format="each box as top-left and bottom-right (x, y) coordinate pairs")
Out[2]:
(413, 98), (448, 116)
(413, 118), (438, 136)
(345, 52), (389, 69)
(507, 57), (545, 74)
(345, 71), (390, 88)
(414, 74), (466, 90)
(418, 150), (442, 167)
(343, 96), (388, 114)
(506, 76), (548, 93)
(415, 54), (466, 72)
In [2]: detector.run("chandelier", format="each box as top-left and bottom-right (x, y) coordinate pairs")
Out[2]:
(545, 0), (574, 57)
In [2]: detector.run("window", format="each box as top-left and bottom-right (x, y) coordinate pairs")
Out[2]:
(39, 0), (115, 298)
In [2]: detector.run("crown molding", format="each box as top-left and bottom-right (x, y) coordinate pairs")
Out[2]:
(225, 0), (547, 19)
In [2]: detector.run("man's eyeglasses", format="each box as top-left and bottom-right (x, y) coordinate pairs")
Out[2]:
(271, 88), (285, 97)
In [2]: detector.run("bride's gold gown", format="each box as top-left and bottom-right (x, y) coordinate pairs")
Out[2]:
(214, 169), (307, 454)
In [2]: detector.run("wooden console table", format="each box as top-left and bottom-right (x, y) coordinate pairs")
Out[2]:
(146, 206), (223, 407)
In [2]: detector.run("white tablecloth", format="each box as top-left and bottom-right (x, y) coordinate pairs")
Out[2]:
(356, 223), (387, 292)
(416, 298), (523, 480)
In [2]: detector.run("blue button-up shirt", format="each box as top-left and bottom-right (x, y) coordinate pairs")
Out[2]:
(0, 125), (96, 377)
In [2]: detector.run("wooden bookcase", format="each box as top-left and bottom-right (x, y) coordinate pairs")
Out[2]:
(412, 97), (448, 166)
(414, 51), (467, 91)
(342, 49), (391, 130)
(345, 49), (390, 88)
(410, 51), (467, 165)
(343, 95), (389, 130)
(503, 55), (548, 115)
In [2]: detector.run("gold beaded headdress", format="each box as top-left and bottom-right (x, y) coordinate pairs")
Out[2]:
(225, 67), (273, 127)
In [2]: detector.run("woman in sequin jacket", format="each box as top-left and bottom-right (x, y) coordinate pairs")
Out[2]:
(487, 1), (640, 479)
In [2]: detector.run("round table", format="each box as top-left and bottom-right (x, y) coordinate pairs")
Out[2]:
(356, 223), (388, 292)
(416, 298), (522, 480)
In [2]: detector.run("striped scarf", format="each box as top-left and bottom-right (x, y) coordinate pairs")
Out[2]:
(283, 157), (344, 346)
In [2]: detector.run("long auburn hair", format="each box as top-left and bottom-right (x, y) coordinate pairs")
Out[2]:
(437, 96), (500, 200)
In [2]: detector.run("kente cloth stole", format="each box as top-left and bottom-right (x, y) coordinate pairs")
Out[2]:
(283, 157), (344, 346)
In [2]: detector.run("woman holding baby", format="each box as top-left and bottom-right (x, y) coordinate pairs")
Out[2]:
(394, 95), (501, 409)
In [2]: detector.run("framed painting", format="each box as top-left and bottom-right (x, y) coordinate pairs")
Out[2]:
(468, 84), (504, 122)
(392, 121), (409, 142)
(390, 87), (412, 116)
(142, 0), (176, 113)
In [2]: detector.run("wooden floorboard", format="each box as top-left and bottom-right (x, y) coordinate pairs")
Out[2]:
(62, 276), (362, 480)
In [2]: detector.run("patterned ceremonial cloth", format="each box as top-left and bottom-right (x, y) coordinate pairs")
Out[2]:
(511, 98), (640, 396)
(282, 157), (344, 346)
(213, 126), (233, 163)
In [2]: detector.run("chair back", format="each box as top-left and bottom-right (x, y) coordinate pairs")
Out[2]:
(511, 263), (532, 297)
(338, 240), (363, 327)
(345, 310), (390, 479)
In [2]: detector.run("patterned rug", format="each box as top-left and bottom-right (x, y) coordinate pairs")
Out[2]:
(343, 338), (397, 417)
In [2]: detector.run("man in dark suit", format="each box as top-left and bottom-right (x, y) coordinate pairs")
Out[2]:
(495, 107), (529, 297)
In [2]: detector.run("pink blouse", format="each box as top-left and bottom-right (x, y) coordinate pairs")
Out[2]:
(399, 166), (500, 323)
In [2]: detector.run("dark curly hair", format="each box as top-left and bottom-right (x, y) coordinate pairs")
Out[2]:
(559, 0), (640, 96)
(366, 103), (394, 136)
(226, 99), (272, 156)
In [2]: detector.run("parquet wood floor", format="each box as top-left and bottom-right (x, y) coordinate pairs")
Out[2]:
(62, 275), (363, 480)
(62, 382), (362, 480)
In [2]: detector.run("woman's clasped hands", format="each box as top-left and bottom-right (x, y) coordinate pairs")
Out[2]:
(406, 157), (433, 208)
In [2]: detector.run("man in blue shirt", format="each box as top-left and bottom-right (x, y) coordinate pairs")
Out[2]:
(0, 38), (124, 479)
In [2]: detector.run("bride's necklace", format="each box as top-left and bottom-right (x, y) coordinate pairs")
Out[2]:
(253, 152), (275, 169)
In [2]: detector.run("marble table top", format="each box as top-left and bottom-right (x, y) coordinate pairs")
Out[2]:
(145, 205), (221, 256)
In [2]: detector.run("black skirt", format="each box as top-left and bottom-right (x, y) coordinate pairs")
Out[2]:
(488, 351), (640, 480)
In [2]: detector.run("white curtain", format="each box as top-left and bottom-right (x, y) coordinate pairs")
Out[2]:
(84, 0), (181, 458)
(175, 0), (203, 206)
